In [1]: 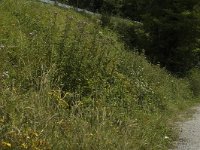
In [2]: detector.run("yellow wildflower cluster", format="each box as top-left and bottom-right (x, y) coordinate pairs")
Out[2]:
(1, 128), (51, 150)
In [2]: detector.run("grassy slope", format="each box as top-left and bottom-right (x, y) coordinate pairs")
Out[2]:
(0, 0), (199, 149)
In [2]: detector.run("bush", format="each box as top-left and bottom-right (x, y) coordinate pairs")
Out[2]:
(100, 12), (111, 27)
(188, 68), (200, 97)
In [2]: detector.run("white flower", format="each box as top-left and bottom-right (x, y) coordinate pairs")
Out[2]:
(0, 45), (5, 49)
(99, 31), (103, 35)
(2, 71), (9, 78)
(164, 136), (169, 139)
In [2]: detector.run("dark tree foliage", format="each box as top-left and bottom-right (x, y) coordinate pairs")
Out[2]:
(142, 0), (200, 74)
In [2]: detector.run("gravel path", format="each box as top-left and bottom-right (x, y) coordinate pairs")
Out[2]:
(40, 0), (98, 15)
(175, 106), (200, 150)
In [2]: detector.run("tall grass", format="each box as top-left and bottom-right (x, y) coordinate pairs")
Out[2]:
(188, 68), (200, 97)
(0, 0), (199, 149)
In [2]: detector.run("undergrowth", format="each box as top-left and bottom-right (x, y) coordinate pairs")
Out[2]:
(0, 0), (199, 149)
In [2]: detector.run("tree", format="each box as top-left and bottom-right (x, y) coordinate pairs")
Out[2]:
(142, 0), (200, 74)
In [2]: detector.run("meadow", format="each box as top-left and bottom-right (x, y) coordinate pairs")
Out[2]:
(0, 0), (199, 149)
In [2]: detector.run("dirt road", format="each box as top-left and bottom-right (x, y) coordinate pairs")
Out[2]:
(175, 106), (200, 150)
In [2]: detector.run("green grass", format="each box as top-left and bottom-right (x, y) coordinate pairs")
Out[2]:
(0, 0), (199, 149)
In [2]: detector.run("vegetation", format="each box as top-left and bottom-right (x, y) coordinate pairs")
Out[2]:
(0, 0), (200, 150)
(142, 0), (200, 74)
(188, 68), (200, 97)
(60, 0), (200, 75)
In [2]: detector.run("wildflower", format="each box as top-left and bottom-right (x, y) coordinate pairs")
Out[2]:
(29, 30), (37, 36)
(31, 132), (39, 137)
(99, 31), (103, 35)
(1, 141), (12, 148)
(89, 133), (93, 136)
(26, 136), (30, 139)
(21, 143), (28, 149)
(164, 136), (169, 139)
(2, 71), (9, 78)
(40, 129), (44, 134)
(0, 45), (5, 49)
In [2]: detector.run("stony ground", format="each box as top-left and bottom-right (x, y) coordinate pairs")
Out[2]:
(175, 106), (200, 150)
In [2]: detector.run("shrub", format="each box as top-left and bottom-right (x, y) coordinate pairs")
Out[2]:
(188, 68), (200, 97)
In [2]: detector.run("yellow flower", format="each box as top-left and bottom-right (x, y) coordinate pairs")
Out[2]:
(21, 143), (28, 149)
(1, 141), (12, 148)
(32, 132), (39, 137)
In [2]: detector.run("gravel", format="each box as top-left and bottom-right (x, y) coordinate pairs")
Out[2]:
(39, 0), (96, 15)
(175, 106), (200, 150)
